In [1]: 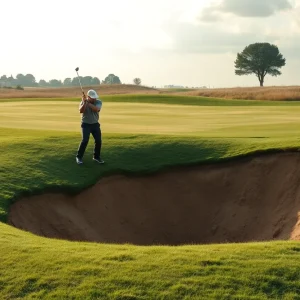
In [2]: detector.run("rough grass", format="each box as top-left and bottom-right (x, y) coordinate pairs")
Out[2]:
(2, 95), (300, 298)
(2, 85), (300, 101)
(1, 222), (300, 299)
(0, 84), (159, 98)
(173, 86), (300, 101)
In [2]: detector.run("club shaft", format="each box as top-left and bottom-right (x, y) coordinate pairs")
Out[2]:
(76, 71), (85, 96)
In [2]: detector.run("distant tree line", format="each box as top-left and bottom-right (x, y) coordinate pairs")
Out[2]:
(0, 74), (38, 87)
(0, 73), (124, 88)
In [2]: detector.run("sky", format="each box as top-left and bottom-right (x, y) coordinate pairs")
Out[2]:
(1, 0), (300, 88)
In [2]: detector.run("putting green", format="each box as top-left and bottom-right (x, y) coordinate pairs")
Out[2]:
(1, 100), (300, 137)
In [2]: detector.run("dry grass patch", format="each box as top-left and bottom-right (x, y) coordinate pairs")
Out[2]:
(171, 86), (300, 101)
(2, 85), (300, 101)
(0, 84), (159, 99)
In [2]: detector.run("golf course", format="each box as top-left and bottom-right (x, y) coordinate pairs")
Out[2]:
(1, 89), (300, 299)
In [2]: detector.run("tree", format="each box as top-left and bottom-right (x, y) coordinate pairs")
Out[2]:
(16, 74), (25, 86)
(16, 73), (37, 87)
(235, 43), (286, 87)
(63, 78), (72, 86)
(103, 74), (121, 84)
(25, 74), (37, 86)
(7, 75), (15, 87)
(72, 76), (81, 86)
(49, 79), (62, 87)
(0, 75), (8, 86)
(91, 77), (100, 85)
(82, 76), (93, 86)
(16, 74), (25, 82)
(39, 79), (48, 87)
(133, 78), (141, 85)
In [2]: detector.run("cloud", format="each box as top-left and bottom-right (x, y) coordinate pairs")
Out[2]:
(163, 18), (280, 54)
(200, 6), (223, 22)
(293, 6), (300, 27)
(221, 0), (292, 17)
(201, 0), (293, 20)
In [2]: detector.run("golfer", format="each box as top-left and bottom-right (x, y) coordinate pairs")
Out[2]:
(76, 89), (104, 164)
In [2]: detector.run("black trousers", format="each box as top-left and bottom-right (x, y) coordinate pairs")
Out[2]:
(76, 123), (101, 159)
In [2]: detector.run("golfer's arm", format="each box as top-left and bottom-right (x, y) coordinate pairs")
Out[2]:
(87, 103), (101, 112)
(79, 101), (88, 113)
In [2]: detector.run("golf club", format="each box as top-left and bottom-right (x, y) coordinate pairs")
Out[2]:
(75, 67), (85, 97)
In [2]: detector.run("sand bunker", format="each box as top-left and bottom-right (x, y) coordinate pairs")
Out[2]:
(8, 152), (300, 245)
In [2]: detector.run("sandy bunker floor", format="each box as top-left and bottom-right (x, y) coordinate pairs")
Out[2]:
(8, 152), (300, 245)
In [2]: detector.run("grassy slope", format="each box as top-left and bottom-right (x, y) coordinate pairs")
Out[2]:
(1, 222), (300, 299)
(5, 128), (300, 222)
(2, 95), (300, 298)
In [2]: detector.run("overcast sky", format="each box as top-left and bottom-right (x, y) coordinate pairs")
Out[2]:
(1, 0), (300, 88)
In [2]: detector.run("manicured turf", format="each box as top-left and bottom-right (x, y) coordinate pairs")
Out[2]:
(2, 100), (300, 136)
(1, 95), (300, 299)
(2, 94), (300, 106)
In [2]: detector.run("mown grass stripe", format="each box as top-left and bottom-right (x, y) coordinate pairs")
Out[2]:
(1, 94), (300, 106)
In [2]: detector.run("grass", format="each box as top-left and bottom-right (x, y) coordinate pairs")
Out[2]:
(3, 94), (300, 106)
(0, 84), (159, 99)
(2, 97), (300, 220)
(176, 86), (300, 101)
(5, 128), (300, 223)
(1, 222), (300, 299)
(1, 95), (300, 298)
(1, 84), (300, 101)
(2, 98), (300, 136)
(159, 88), (196, 93)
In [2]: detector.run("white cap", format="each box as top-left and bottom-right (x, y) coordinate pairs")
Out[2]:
(87, 89), (99, 99)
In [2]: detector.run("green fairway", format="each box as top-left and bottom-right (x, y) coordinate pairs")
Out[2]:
(1, 95), (300, 299)
(3, 94), (300, 106)
(2, 99), (300, 137)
